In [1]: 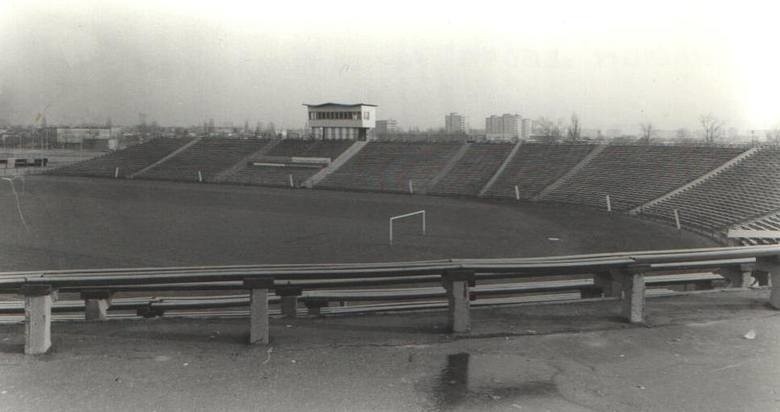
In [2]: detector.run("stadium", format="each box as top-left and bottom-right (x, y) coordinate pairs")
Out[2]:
(3, 116), (780, 411)
(2, 132), (779, 318)
(3, 2), (780, 408)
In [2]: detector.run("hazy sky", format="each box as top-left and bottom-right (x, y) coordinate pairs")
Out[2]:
(1, 0), (778, 132)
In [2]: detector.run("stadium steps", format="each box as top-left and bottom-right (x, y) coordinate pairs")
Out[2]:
(629, 146), (761, 215)
(482, 143), (597, 200)
(478, 140), (523, 197)
(135, 139), (272, 182)
(212, 139), (278, 182)
(726, 210), (780, 245)
(428, 143), (514, 197)
(425, 142), (471, 191)
(304, 140), (368, 188)
(48, 138), (195, 179)
(129, 137), (202, 179)
(316, 141), (463, 194)
(533, 144), (606, 201)
(637, 146), (780, 233)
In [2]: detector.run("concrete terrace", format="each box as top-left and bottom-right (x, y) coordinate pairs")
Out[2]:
(0, 288), (777, 411)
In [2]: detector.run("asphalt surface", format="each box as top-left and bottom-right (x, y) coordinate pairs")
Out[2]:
(1, 288), (778, 411)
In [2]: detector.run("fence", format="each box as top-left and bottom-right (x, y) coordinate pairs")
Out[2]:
(1, 244), (779, 354)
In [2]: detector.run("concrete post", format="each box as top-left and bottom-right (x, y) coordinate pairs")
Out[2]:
(756, 257), (780, 309)
(276, 286), (302, 318)
(624, 273), (646, 323)
(619, 270), (646, 323)
(80, 290), (113, 321)
(21, 284), (55, 355)
(244, 278), (274, 345)
(442, 270), (475, 333)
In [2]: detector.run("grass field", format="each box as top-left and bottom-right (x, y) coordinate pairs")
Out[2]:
(0, 176), (715, 271)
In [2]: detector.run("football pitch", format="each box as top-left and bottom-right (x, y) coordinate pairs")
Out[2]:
(0, 176), (715, 271)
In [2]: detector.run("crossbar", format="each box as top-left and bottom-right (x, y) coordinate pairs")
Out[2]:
(389, 210), (426, 245)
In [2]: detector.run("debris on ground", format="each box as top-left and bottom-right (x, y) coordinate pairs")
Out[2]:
(744, 330), (756, 340)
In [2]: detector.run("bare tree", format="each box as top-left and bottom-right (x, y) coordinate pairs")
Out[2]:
(700, 113), (724, 143)
(566, 113), (581, 142)
(639, 122), (655, 144)
(766, 125), (780, 143)
(533, 117), (563, 143)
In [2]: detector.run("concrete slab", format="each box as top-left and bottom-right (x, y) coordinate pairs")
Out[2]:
(0, 289), (778, 411)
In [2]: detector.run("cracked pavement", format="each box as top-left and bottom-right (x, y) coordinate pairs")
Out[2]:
(1, 289), (779, 411)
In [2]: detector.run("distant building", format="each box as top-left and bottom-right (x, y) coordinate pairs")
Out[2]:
(375, 119), (399, 137)
(485, 114), (530, 141)
(56, 127), (122, 150)
(445, 113), (466, 134)
(304, 103), (376, 140)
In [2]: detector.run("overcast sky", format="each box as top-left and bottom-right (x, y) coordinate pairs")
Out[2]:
(1, 0), (778, 132)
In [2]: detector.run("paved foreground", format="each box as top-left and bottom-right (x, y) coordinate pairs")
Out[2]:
(1, 289), (779, 411)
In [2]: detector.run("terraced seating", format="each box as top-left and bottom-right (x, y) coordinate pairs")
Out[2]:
(429, 143), (513, 196)
(731, 212), (780, 245)
(219, 140), (349, 188)
(138, 139), (269, 182)
(49, 138), (193, 178)
(543, 145), (745, 211)
(642, 146), (780, 232)
(317, 141), (464, 193)
(484, 143), (595, 199)
(266, 139), (354, 159)
(222, 165), (319, 188)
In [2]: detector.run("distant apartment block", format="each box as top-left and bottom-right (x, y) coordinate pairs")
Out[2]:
(56, 127), (122, 150)
(485, 114), (531, 142)
(445, 113), (466, 134)
(304, 103), (376, 140)
(375, 119), (399, 137)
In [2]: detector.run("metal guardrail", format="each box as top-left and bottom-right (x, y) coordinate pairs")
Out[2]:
(3, 244), (780, 355)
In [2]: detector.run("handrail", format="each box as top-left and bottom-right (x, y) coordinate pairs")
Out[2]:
(0, 245), (778, 292)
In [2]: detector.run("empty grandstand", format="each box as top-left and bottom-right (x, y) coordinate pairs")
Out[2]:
(731, 211), (780, 245)
(265, 139), (354, 159)
(429, 143), (513, 196)
(483, 143), (596, 200)
(50, 137), (193, 178)
(137, 139), (270, 182)
(218, 140), (356, 188)
(541, 145), (746, 211)
(640, 146), (780, 233)
(316, 141), (463, 193)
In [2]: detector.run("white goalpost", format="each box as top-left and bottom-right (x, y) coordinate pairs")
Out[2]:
(389, 210), (426, 245)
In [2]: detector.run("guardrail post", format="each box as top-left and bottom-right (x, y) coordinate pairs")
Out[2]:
(80, 290), (113, 321)
(719, 264), (756, 288)
(20, 284), (56, 355)
(244, 278), (274, 345)
(756, 257), (780, 309)
(442, 270), (475, 333)
(276, 286), (302, 318)
(618, 268), (646, 323)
